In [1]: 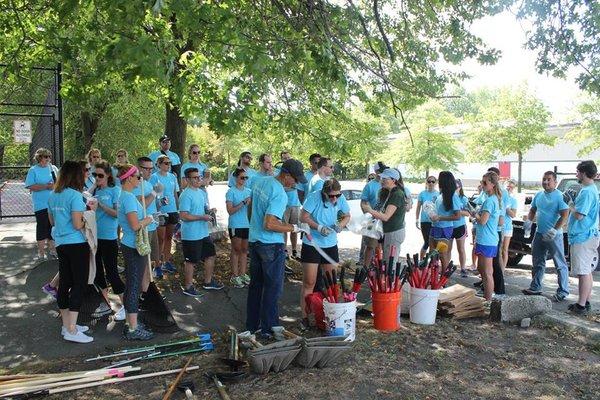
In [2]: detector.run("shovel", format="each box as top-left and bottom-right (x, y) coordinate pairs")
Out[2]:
(220, 328), (245, 371)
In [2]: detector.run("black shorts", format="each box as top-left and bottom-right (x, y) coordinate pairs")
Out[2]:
(35, 209), (52, 241)
(160, 212), (179, 226)
(182, 237), (216, 263)
(301, 243), (339, 265)
(420, 222), (432, 245)
(452, 224), (467, 240)
(228, 228), (249, 240)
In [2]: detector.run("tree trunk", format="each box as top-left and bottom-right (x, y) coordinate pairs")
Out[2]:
(80, 111), (100, 152)
(165, 101), (186, 160)
(517, 151), (523, 193)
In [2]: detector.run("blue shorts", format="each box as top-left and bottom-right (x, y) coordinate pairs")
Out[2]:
(430, 226), (453, 241)
(475, 243), (498, 258)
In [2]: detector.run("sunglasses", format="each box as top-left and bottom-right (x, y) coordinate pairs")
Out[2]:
(139, 166), (153, 171)
(117, 154), (126, 158)
(328, 193), (342, 199)
(92, 173), (105, 178)
(427, 180), (436, 184)
(161, 162), (172, 165)
(191, 151), (200, 155)
(240, 176), (249, 180)
(133, 175), (141, 180)
(41, 155), (50, 159)
(85, 167), (91, 171)
(188, 176), (201, 180)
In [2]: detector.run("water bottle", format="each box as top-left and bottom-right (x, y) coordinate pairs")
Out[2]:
(523, 220), (532, 239)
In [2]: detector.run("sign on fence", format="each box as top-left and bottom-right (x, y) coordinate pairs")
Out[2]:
(13, 119), (32, 143)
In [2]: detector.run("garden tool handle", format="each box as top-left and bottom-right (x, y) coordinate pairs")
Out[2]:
(213, 376), (231, 400)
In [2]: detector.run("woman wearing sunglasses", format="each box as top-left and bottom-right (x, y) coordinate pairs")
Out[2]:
(226, 168), (252, 288)
(152, 154), (180, 274)
(92, 160), (125, 321)
(415, 176), (439, 259)
(181, 144), (211, 189)
(112, 149), (128, 187)
(363, 168), (407, 262)
(430, 171), (462, 270)
(25, 147), (59, 262)
(299, 178), (350, 329)
(117, 163), (155, 340)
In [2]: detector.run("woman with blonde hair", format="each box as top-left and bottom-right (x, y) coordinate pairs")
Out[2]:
(501, 179), (518, 270)
(181, 144), (211, 189)
(112, 149), (128, 187)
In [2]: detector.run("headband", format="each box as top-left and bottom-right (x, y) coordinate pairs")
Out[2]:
(119, 166), (138, 181)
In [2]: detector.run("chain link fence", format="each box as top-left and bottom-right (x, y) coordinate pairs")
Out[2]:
(0, 166), (33, 219)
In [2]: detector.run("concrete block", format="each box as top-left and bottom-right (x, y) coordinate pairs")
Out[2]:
(490, 295), (552, 323)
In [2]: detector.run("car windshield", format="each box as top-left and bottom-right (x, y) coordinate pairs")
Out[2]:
(557, 178), (600, 193)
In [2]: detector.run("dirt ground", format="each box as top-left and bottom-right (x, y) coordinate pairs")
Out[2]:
(2, 240), (600, 399)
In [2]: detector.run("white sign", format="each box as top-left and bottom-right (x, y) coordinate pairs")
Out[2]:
(13, 120), (32, 143)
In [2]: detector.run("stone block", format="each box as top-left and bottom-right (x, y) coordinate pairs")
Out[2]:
(490, 295), (551, 323)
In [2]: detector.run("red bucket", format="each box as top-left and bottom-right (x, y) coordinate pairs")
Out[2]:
(372, 291), (402, 332)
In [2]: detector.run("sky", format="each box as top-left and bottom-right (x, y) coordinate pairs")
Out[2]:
(459, 11), (583, 123)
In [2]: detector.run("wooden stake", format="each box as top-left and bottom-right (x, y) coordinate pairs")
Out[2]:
(162, 357), (193, 400)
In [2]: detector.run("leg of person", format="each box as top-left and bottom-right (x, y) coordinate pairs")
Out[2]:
(163, 223), (175, 264)
(122, 245), (148, 331)
(183, 261), (196, 290)
(35, 209), (49, 258)
(240, 239), (249, 277)
(470, 229), (478, 269)
(200, 238), (221, 289)
(230, 235), (241, 279)
(93, 241), (108, 295)
(67, 243), (90, 336)
(258, 243), (286, 335)
(57, 245), (73, 330)
(420, 222), (432, 259)
(156, 225), (166, 266)
(549, 232), (569, 300)
(145, 229), (160, 285)
(492, 235), (505, 295)
(528, 233), (547, 293)
(358, 236), (367, 264)
(246, 242), (263, 332)
(480, 255), (494, 300)
(501, 235), (511, 271)
(457, 237), (467, 274)
(383, 228), (405, 261)
(300, 262), (319, 319)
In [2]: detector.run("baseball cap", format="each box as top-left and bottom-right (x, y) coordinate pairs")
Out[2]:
(280, 159), (307, 184)
(380, 168), (400, 181)
(159, 135), (170, 143)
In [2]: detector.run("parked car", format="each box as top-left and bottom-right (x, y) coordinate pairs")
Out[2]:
(507, 176), (600, 266)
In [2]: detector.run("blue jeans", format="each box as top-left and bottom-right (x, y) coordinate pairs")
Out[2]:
(246, 242), (285, 334)
(122, 245), (148, 314)
(530, 232), (569, 296)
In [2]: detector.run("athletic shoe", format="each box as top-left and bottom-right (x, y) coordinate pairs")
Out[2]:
(42, 283), (58, 299)
(254, 330), (273, 340)
(92, 302), (112, 317)
(61, 324), (89, 336)
(551, 293), (567, 302)
(117, 265), (125, 274)
(114, 306), (126, 321)
(568, 303), (589, 316)
(203, 279), (224, 291)
(154, 266), (164, 279)
(475, 287), (484, 297)
(162, 261), (177, 274)
(585, 301), (591, 311)
(230, 276), (245, 288)
(285, 265), (294, 275)
(460, 268), (468, 278)
(183, 286), (204, 298)
(124, 326), (154, 341)
(63, 329), (93, 343)
(240, 274), (251, 285)
(522, 288), (542, 296)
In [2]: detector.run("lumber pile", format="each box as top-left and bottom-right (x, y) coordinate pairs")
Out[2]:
(438, 284), (486, 319)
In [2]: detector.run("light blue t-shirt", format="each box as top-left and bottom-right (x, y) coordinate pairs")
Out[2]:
(417, 189), (439, 223)
(228, 167), (258, 188)
(307, 174), (326, 194)
(118, 190), (145, 248)
(94, 185), (120, 240)
(111, 166), (121, 187)
(149, 150), (181, 172)
(47, 188), (86, 246)
(453, 195), (469, 228)
(568, 184), (599, 245)
(249, 171), (274, 191)
(300, 170), (315, 194)
(25, 164), (59, 212)
(476, 194), (501, 246)
(181, 162), (208, 180)
(84, 175), (95, 191)
(178, 187), (210, 241)
(301, 191), (350, 249)
(274, 168), (301, 207)
(361, 180), (381, 209)
(433, 193), (462, 228)
(152, 172), (179, 213)
(531, 189), (568, 235)
(225, 186), (252, 229)
(249, 176), (288, 244)
(132, 179), (158, 232)
(503, 194), (518, 232)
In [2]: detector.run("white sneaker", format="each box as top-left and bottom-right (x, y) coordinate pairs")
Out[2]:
(114, 306), (126, 321)
(61, 324), (89, 336)
(63, 329), (93, 343)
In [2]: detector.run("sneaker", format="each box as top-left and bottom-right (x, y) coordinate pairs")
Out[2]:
(291, 250), (300, 260)
(183, 285), (204, 298)
(284, 265), (294, 275)
(63, 329), (93, 343)
(92, 302), (112, 318)
(475, 287), (484, 297)
(460, 268), (468, 278)
(568, 303), (589, 316)
(551, 293), (567, 302)
(522, 288), (542, 296)
(117, 265), (125, 274)
(240, 274), (251, 285)
(254, 330), (273, 340)
(230, 276), (245, 288)
(114, 306), (126, 321)
(203, 279), (224, 291)
(42, 283), (58, 299)
(473, 280), (483, 288)
(162, 261), (177, 274)
(61, 324), (89, 336)
(586, 301), (591, 311)
(124, 326), (154, 341)
(154, 266), (164, 279)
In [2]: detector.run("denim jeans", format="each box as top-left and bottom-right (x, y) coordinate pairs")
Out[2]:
(122, 244), (148, 314)
(530, 232), (569, 296)
(246, 242), (285, 334)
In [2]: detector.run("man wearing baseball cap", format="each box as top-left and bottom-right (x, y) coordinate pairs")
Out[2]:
(246, 158), (309, 338)
(359, 161), (387, 266)
(148, 135), (182, 178)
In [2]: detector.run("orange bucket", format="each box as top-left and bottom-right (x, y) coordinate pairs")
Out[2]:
(372, 291), (402, 332)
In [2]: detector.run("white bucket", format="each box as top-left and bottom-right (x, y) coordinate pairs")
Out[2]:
(323, 300), (357, 342)
(401, 282), (411, 315)
(409, 287), (440, 325)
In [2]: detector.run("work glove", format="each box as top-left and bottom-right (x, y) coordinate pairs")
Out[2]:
(293, 223), (310, 234)
(542, 228), (558, 242)
(332, 224), (343, 233)
(153, 182), (164, 194)
(151, 212), (164, 224)
(317, 224), (332, 236)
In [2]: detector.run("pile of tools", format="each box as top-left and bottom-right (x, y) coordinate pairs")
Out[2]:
(438, 284), (486, 319)
(405, 243), (457, 290)
(365, 246), (407, 294)
(317, 264), (367, 303)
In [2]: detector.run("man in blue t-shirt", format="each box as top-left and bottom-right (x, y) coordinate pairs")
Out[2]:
(279, 151), (302, 260)
(298, 153), (321, 203)
(567, 161), (599, 314)
(148, 135), (182, 178)
(359, 161), (387, 266)
(522, 171), (570, 301)
(246, 158), (308, 337)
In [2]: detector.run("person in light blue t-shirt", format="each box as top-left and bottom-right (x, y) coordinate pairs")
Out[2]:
(47, 161), (93, 344)
(299, 178), (350, 324)
(228, 151), (257, 188)
(430, 171), (461, 269)
(450, 180), (471, 277)
(415, 175), (439, 258)
(500, 179), (519, 270)
(246, 159), (308, 337)
(25, 147), (59, 261)
(91, 161), (125, 321)
(306, 157), (334, 194)
(226, 167), (253, 288)
(112, 149), (128, 187)
(148, 135), (182, 178)
(298, 153), (321, 203)
(279, 151), (302, 260)
(567, 161), (600, 314)
(180, 143), (211, 189)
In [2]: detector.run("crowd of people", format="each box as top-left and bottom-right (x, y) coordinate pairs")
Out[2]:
(24, 134), (598, 343)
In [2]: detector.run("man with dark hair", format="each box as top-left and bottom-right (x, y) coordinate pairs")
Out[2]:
(258, 154), (274, 176)
(279, 151), (301, 260)
(148, 135), (181, 178)
(567, 160), (599, 314)
(359, 162), (387, 266)
(522, 171), (570, 301)
(298, 153), (321, 203)
(307, 157), (333, 193)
